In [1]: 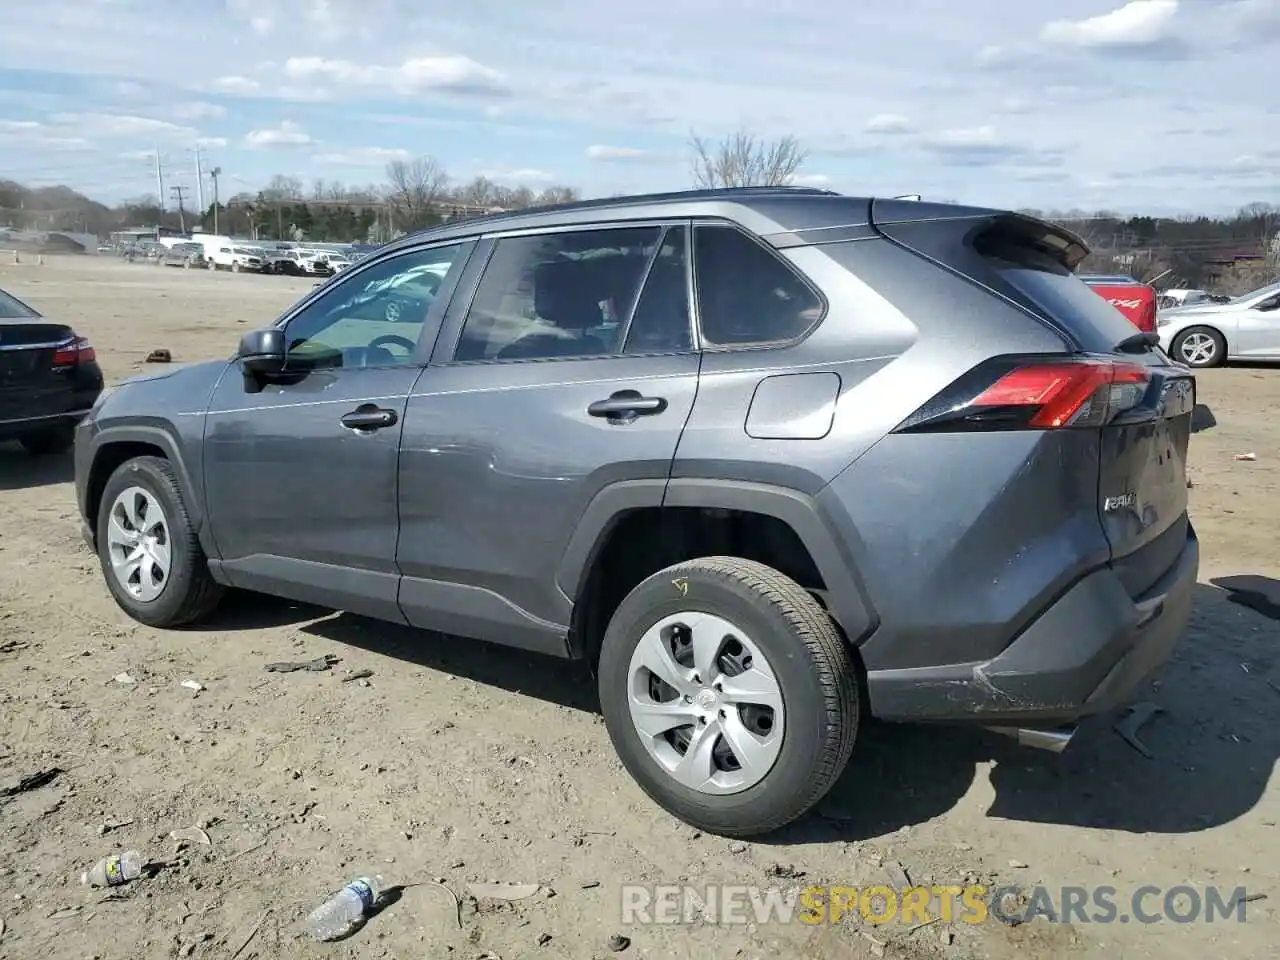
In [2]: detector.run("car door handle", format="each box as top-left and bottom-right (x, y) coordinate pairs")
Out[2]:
(341, 405), (398, 431)
(587, 391), (667, 420)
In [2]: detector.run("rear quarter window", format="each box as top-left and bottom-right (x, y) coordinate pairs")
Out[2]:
(0, 289), (38, 318)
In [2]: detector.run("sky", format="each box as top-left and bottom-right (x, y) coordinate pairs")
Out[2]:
(0, 0), (1277, 215)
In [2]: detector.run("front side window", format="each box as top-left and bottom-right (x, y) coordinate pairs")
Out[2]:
(282, 242), (467, 369)
(693, 225), (824, 346)
(453, 226), (663, 362)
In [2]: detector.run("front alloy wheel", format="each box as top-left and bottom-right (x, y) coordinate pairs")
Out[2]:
(106, 486), (172, 602)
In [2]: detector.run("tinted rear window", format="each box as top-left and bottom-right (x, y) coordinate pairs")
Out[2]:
(0, 289), (38, 318)
(994, 260), (1140, 348)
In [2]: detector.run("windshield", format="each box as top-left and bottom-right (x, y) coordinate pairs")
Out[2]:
(1229, 279), (1280, 305)
(0, 287), (39, 318)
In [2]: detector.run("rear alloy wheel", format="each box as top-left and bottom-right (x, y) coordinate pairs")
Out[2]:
(598, 557), (859, 836)
(1171, 326), (1226, 368)
(96, 456), (223, 627)
(19, 423), (75, 455)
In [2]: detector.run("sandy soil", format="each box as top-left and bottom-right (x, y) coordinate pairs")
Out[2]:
(0, 255), (1276, 960)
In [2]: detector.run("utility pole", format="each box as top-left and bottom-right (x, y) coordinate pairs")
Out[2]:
(192, 146), (204, 213)
(154, 147), (166, 215)
(170, 185), (187, 234)
(209, 167), (221, 235)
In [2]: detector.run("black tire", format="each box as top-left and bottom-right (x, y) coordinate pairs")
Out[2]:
(598, 556), (859, 836)
(96, 455), (223, 627)
(1170, 325), (1226, 368)
(19, 423), (75, 455)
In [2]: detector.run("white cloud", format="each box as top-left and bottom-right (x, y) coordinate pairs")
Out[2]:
(585, 144), (668, 162)
(283, 55), (508, 96)
(214, 76), (261, 94)
(313, 146), (410, 166)
(1041, 0), (1179, 47)
(49, 112), (195, 138)
(479, 167), (557, 184)
(243, 120), (313, 148)
(168, 101), (226, 122)
(864, 114), (915, 135)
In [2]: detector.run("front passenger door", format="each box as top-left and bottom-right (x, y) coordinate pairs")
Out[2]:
(202, 240), (474, 621)
(1236, 293), (1280, 357)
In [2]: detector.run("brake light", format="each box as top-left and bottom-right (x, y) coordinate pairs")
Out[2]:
(52, 336), (95, 367)
(896, 357), (1151, 433)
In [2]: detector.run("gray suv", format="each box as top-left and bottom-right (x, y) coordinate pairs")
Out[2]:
(73, 187), (1199, 836)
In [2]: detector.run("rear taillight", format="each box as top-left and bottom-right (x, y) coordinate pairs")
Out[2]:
(895, 356), (1152, 433)
(52, 336), (95, 367)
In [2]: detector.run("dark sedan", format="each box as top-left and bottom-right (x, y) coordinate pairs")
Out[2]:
(0, 286), (104, 454)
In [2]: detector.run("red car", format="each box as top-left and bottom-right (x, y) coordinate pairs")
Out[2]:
(1079, 274), (1157, 334)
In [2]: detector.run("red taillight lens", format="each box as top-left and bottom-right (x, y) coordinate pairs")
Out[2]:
(896, 357), (1152, 433)
(972, 360), (1149, 428)
(52, 336), (95, 367)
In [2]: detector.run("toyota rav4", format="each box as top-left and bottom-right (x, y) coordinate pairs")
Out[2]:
(74, 187), (1198, 836)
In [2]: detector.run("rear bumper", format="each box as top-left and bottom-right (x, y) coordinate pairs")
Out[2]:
(866, 525), (1199, 725)
(0, 407), (95, 441)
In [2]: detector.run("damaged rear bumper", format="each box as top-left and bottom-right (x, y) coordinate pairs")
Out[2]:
(865, 526), (1199, 727)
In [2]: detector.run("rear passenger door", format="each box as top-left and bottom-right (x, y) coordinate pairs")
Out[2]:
(396, 222), (699, 653)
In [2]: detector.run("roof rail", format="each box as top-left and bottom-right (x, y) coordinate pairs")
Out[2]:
(407, 185), (841, 238)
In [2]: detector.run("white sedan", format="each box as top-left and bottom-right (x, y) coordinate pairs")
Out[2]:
(1157, 279), (1280, 368)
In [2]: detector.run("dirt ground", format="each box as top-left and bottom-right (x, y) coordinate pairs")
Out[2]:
(1, 255), (1277, 960)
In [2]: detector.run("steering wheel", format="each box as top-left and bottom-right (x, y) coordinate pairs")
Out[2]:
(368, 334), (416, 355)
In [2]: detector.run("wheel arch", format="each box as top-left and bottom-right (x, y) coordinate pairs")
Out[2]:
(558, 478), (878, 666)
(83, 426), (209, 553)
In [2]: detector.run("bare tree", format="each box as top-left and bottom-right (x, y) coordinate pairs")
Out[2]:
(534, 185), (580, 207)
(384, 156), (451, 230)
(261, 174), (304, 201)
(454, 175), (498, 207)
(688, 130), (808, 189)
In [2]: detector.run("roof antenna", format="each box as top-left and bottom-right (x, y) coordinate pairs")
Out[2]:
(894, 194), (922, 201)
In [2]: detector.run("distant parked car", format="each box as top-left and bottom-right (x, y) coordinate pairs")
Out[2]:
(1157, 279), (1280, 367)
(0, 285), (103, 455)
(1158, 288), (1213, 310)
(1079, 274), (1158, 334)
(163, 243), (207, 269)
(206, 245), (266, 273)
(264, 250), (305, 275)
(298, 252), (339, 276)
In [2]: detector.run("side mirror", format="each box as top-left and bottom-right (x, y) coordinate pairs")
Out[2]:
(236, 327), (287, 376)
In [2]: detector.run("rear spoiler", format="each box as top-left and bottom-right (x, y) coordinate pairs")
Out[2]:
(970, 213), (1091, 272)
(870, 200), (1091, 272)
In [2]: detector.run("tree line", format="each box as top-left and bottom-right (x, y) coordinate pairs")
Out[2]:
(1, 130), (1276, 292)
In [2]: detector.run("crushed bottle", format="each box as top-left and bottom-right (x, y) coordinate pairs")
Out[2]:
(81, 851), (143, 887)
(306, 875), (383, 941)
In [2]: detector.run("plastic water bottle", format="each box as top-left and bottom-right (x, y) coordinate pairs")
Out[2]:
(81, 851), (143, 887)
(306, 876), (382, 941)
